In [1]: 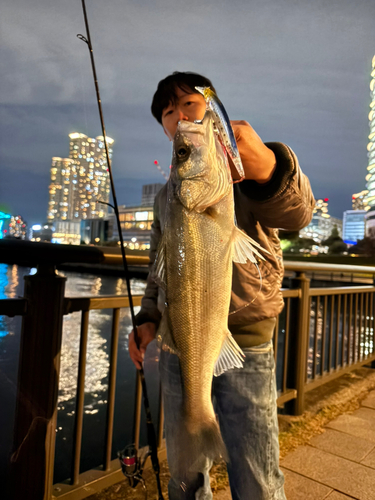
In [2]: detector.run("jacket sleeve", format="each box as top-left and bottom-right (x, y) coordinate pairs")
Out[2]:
(135, 193), (162, 327)
(237, 142), (315, 231)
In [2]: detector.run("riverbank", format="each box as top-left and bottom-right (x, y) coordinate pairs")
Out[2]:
(86, 365), (375, 500)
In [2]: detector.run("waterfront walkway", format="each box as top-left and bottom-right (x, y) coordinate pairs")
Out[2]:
(216, 389), (375, 500)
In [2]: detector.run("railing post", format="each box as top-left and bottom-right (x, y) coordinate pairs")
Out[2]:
(8, 264), (66, 500)
(285, 271), (310, 416)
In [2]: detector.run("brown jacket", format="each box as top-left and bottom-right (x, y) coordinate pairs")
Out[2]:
(136, 142), (315, 343)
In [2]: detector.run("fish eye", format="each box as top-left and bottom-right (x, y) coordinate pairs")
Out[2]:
(176, 146), (190, 160)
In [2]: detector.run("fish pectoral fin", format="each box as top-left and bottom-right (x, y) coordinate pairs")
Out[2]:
(157, 313), (179, 356)
(214, 333), (245, 377)
(232, 226), (270, 264)
(152, 239), (167, 289)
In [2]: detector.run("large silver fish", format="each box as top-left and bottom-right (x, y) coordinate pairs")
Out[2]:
(155, 110), (267, 470)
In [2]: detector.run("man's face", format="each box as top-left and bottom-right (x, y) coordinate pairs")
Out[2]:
(161, 86), (207, 140)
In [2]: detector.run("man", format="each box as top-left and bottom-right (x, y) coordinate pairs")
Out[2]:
(129, 72), (315, 500)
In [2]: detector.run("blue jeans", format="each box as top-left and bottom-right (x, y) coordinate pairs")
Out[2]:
(159, 341), (286, 500)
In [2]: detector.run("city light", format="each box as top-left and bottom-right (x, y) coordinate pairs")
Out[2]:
(135, 211), (148, 221)
(365, 56), (375, 211)
(7, 215), (27, 239)
(300, 198), (342, 244)
(69, 132), (87, 140)
(96, 135), (114, 145)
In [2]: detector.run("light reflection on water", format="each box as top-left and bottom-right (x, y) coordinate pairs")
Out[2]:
(58, 312), (110, 408)
(0, 264), (21, 338)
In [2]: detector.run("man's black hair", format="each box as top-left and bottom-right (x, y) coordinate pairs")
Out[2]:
(151, 71), (216, 124)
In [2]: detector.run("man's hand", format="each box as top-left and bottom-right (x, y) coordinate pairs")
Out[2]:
(230, 121), (276, 183)
(128, 322), (156, 370)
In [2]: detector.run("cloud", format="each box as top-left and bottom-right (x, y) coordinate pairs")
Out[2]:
(1, 0), (375, 223)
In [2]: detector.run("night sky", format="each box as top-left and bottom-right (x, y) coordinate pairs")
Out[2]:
(1, 0), (375, 227)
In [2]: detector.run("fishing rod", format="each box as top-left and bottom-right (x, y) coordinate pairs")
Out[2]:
(77, 2), (164, 498)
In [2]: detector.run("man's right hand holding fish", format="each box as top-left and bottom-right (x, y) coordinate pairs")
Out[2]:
(129, 72), (315, 500)
(229, 120), (277, 183)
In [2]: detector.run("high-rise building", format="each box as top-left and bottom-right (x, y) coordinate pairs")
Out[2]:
(364, 56), (375, 235)
(47, 133), (113, 223)
(343, 210), (367, 244)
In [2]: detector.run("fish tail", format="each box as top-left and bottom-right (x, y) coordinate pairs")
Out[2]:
(197, 420), (228, 463)
(175, 418), (228, 476)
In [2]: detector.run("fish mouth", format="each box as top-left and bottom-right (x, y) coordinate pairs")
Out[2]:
(177, 120), (205, 136)
(178, 171), (206, 181)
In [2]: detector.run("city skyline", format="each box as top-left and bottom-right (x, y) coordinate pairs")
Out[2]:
(2, 0), (375, 227)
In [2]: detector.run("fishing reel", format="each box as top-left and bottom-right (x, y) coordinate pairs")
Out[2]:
(118, 444), (150, 494)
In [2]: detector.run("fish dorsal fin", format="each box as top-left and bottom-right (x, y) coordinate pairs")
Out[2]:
(232, 226), (270, 264)
(153, 239), (167, 289)
(156, 313), (179, 356)
(214, 332), (245, 377)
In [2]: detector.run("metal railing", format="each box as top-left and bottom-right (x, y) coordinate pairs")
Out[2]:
(1, 240), (375, 499)
(306, 287), (375, 389)
(51, 295), (168, 499)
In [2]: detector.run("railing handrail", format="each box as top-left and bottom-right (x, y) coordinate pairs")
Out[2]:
(0, 239), (104, 266)
(310, 285), (375, 296)
(63, 294), (143, 314)
(102, 252), (149, 266)
(284, 260), (375, 274)
(0, 239), (149, 267)
(0, 298), (27, 316)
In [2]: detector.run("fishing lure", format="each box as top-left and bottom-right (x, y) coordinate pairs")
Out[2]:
(195, 86), (245, 182)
